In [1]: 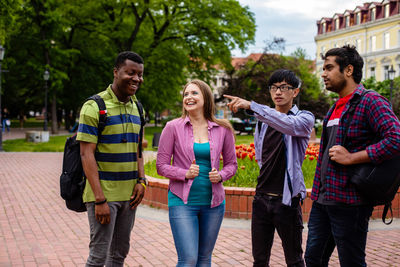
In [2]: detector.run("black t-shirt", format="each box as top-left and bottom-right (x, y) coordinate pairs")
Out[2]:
(256, 126), (286, 195)
(317, 124), (338, 204)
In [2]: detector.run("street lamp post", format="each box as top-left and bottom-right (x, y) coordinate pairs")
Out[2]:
(388, 65), (396, 106)
(43, 69), (50, 131)
(0, 45), (5, 151)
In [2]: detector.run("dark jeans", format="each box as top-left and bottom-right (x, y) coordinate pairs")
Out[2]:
(251, 195), (305, 267)
(305, 201), (373, 267)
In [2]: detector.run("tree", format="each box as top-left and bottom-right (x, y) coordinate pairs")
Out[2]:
(363, 76), (400, 117)
(1, 0), (256, 128)
(222, 42), (330, 120)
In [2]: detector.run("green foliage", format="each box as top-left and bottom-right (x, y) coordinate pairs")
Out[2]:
(1, 0), (256, 124)
(223, 44), (331, 120)
(362, 76), (400, 116)
(10, 118), (46, 128)
(302, 158), (317, 189)
(144, 159), (164, 179)
(223, 158), (258, 187)
(235, 135), (254, 145)
(144, 156), (317, 189)
(144, 126), (163, 150)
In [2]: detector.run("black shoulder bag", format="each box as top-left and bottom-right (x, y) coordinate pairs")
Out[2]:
(343, 90), (400, 224)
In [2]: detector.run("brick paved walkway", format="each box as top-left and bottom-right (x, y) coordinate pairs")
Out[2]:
(1, 152), (400, 266)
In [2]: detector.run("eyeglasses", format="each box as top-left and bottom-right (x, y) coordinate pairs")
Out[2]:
(268, 85), (294, 92)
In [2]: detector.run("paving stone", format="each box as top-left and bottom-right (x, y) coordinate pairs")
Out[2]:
(1, 151), (400, 266)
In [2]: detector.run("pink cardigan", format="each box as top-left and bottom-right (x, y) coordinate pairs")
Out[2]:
(156, 116), (238, 208)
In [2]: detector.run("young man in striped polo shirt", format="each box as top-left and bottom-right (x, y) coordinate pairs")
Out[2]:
(77, 51), (147, 266)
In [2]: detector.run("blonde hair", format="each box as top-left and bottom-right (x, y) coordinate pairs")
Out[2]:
(182, 79), (234, 133)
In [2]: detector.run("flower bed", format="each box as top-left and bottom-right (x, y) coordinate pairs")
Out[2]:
(223, 143), (318, 189)
(142, 143), (400, 221)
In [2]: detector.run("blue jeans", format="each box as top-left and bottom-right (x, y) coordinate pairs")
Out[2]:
(86, 201), (136, 267)
(305, 201), (373, 267)
(2, 119), (9, 132)
(169, 204), (225, 267)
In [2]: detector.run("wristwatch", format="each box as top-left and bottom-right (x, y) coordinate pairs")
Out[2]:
(138, 177), (148, 186)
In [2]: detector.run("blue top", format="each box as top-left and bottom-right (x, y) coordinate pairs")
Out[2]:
(251, 102), (314, 206)
(168, 142), (213, 206)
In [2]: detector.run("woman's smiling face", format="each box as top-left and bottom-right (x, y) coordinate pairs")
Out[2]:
(183, 83), (205, 113)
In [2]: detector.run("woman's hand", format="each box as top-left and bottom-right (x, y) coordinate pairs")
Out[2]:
(185, 159), (199, 179)
(209, 168), (222, 183)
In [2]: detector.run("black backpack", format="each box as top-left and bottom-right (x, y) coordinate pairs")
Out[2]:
(60, 94), (145, 212)
(344, 90), (400, 224)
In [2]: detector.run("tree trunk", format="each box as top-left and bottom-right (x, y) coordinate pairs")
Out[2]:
(51, 93), (58, 134)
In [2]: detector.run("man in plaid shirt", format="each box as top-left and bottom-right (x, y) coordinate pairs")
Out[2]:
(305, 45), (400, 266)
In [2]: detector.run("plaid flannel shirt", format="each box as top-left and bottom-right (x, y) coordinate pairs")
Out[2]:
(311, 84), (400, 204)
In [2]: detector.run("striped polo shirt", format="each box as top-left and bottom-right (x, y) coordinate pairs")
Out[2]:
(77, 85), (143, 202)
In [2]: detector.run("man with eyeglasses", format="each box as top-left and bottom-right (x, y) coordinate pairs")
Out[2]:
(225, 69), (314, 267)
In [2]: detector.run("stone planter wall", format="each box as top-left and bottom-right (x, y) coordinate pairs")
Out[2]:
(142, 176), (400, 222)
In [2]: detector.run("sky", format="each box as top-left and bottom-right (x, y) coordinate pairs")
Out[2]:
(232, 0), (368, 59)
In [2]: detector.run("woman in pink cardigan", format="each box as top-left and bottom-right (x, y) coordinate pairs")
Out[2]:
(156, 79), (237, 266)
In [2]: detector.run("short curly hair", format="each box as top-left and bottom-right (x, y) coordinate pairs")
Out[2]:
(114, 51), (144, 69)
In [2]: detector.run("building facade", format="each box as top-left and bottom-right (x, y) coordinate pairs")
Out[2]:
(315, 0), (400, 81)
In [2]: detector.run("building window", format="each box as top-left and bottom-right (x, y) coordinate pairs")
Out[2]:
(345, 16), (350, 27)
(356, 13), (361, 24)
(335, 19), (339, 30)
(384, 65), (390, 80)
(384, 32), (390, 49)
(321, 46), (325, 55)
(370, 35), (376, 52)
(371, 8), (376, 21)
(370, 67), (375, 78)
(322, 22), (326, 33)
(384, 4), (390, 18)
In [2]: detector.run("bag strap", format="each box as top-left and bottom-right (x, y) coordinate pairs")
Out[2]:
(87, 94), (107, 136)
(382, 203), (393, 225)
(342, 90), (372, 146)
(135, 100), (146, 158)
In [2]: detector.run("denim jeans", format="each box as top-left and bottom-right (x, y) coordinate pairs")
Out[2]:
(86, 201), (136, 267)
(2, 120), (9, 132)
(305, 201), (373, 267)
(169, 204), (225, 267)
(251, 195), (305, 267)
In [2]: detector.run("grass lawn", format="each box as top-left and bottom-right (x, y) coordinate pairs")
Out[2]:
(2, 126), (164, 152)
(235, 134), (254, 145)
(3, 135), (69, 152)
(3, 126), (316, 189)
